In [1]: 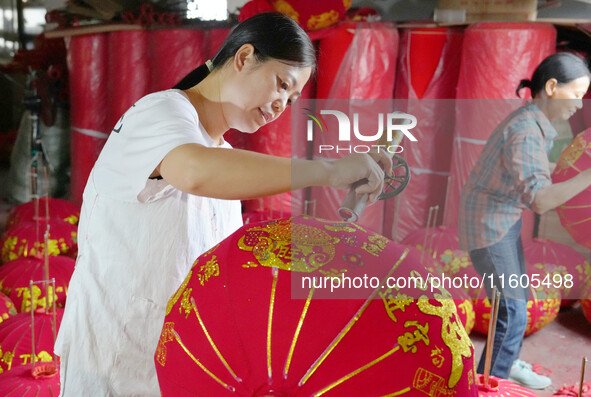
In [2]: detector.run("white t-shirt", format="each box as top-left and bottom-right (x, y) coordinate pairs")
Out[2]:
(55, 90), (243, 396)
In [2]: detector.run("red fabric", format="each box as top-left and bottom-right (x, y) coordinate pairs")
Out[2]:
(66, 34), (109, 206)
(553, 382), (591, 396)
(0, 256), (75, 313)
(310, 22), (399, 234)
(401, 226), (480, 300)
(0, 360), (60, 396)
(444, 23), (556, 229)
(0, 293), (17, 326)
(7, 198), (80, 228)
(107, 31), (150, 130)
(0, 310), (63, 373)
(523, 238), (591, 303)
(206, 28), (232, 59)
(0, 220), (77, 264)
(270, 0), (351, 31)
(553, 128), (591, 249)
(148, 29), (207, 92)
(477, 375), (538, 396)
(238, 0), (274, 22)
(472, 285), (561, 336)
(156, 216), (478, 396)
(386, 28), (463, 241)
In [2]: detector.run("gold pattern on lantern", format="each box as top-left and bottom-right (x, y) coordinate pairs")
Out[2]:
(556, 135), (588, 174)
(307, 10), (339, 31)
(197, 256), (220, 286)
(0, 349), (15, 372)
(413, 367), (456, 397)
(166, 270), (192, 315)
(156, 322), (175, 366)
(431, 346), (445, 368)
(379, 289), (413, 323)
(398, 320), (430, 353)
(179, 288), (193, 319)
(324, 225), (356, 233)
(467, 368), (475, 390)
(272, 0), (300, 22)
(361, 234), (389, 257)
(417, 297), (473, 389)
(64, 215), (79, 224)
(319, 268), (348, 278)
(16, 285), (59, 312)
(238, 220), (338, 273)
(19, 350), (52, 365)
(343, 0), (352, 9)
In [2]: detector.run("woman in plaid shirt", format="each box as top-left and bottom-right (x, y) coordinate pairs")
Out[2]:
(459, 53), (591, 390)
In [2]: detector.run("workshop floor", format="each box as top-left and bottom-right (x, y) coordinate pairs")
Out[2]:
(0, 164), (589, 396)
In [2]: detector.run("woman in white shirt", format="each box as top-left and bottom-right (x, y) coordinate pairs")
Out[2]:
(55, 12), (389, 396)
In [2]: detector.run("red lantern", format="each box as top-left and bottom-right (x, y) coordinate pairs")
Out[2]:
(0, 293), (17, 325)
(239, 0), (351, 31)
(0, 256), (75, 312)
(156, 216), (478, 396)
(0, 309), (63, 374)
(473, 285), (561, 336)
(523, 238), (591, 304)
(477, 375), (538, 396)
(553, 127), (591, 249)
(402, 226), (480, 299)
(553, 383), (591, 396)
(0, 220), (77, 263)
(7, 197), (80, 228)
(0, 361), (60, 396)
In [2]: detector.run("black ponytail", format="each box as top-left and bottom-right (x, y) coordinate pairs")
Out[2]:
(516, 52), (590, 98)
(173, 12), (316, 90)
(173, 64), (210, 90)
(515, 79), (532, 98)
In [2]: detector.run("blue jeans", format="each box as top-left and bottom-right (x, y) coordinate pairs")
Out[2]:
(469, 219), (529, 379)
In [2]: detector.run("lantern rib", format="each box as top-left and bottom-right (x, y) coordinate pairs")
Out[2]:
(311, 346), (402, 396)
(190, 297), (241, 383)
(298, 249), (410, 387)
(284, 287), (315, 378)
(172, 329), (236, 392)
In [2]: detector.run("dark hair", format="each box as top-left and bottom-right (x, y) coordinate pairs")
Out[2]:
(516, 52), (591, 98)
(174, 12), (316, 90)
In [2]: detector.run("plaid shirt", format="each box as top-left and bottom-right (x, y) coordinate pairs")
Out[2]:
(458, 103), (557, 251)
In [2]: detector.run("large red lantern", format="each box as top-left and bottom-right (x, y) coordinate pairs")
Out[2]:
(0, 361), (60, 396)
(552, 128), (591, 249)
(239, 0), (351, 31)
(0, 309), (63, 374)
(0, 256), (75, 312)
(156, 216), (478, 396)
(0, 220), (77, 263)
(7, 197), (80, 228)
(523, 238), (591, 303)
(402, 226), (480, 299)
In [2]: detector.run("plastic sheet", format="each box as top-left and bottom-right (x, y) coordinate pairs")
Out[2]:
(67, 34), (109, 206)
(386, 27), (464, 241)
(443, 23), (556, 233)
(309, 22), (399, 234)
(148, 29), (207, 92)
(8, 105), (70, 202)
(107, 30), (150, 130)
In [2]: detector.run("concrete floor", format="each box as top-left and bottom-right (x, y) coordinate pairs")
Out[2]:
(471, 304), (591, 396)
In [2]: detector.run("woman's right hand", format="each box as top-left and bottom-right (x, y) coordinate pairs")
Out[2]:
(326, 152), (391, 203)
